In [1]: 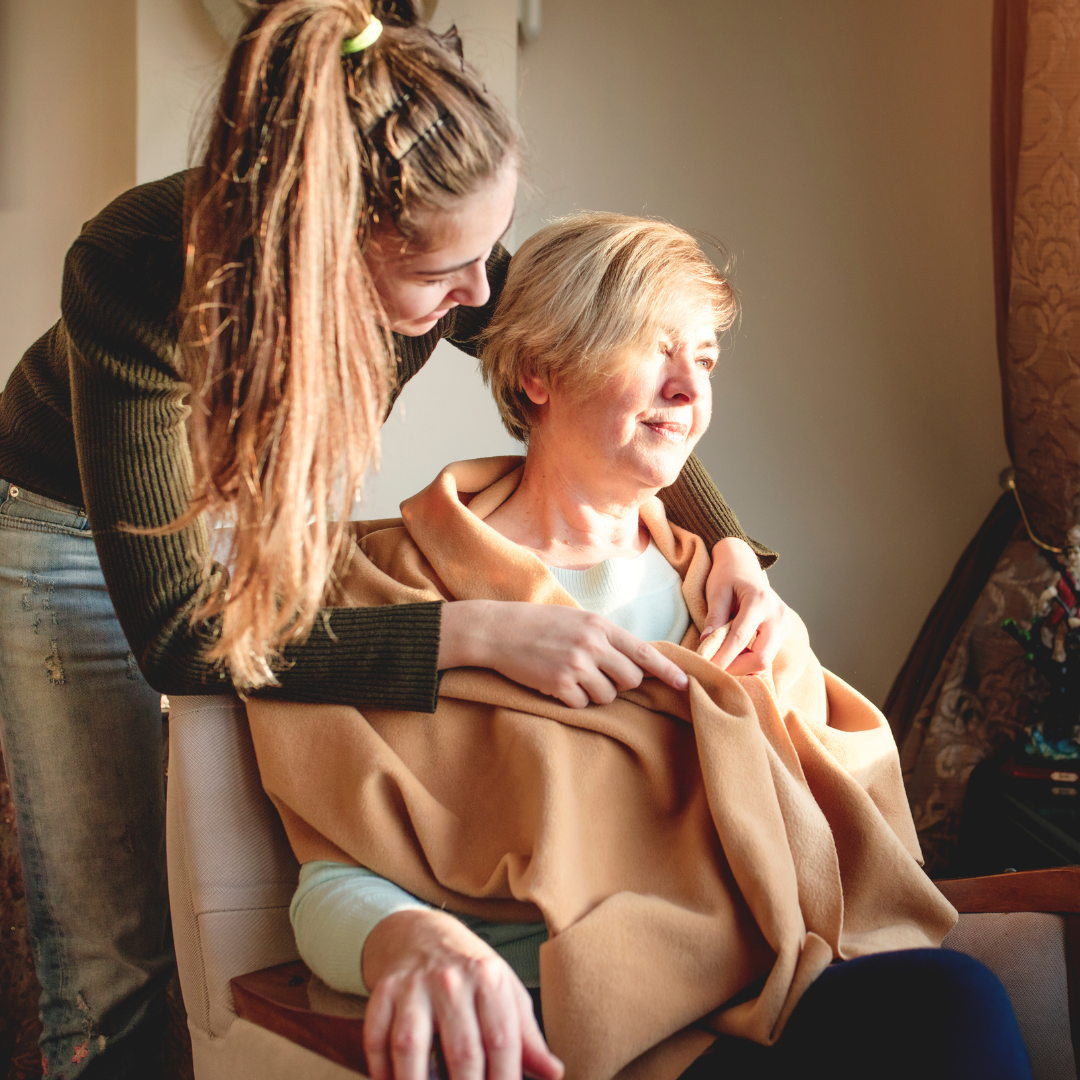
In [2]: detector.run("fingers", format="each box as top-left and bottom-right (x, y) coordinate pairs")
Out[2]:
(550, 617), (649, 707)
(363, 979), (396, 1080)
(709, 603), (763, 671)
(364, 975), (438, 1080)
(701, 586), (735, 640)
(390, 979), (437, 1080)
(474, 968), (523, 1080)
(433, 967), (486, 1080)
(516, 985), (564, 1080)
(472, 603), (688, 707)
(745, 599), (790, 669)
(606, 628), (688, 692)
(366, 916), (549, 1080)
(551, 646), (625, 708)
(723, 649), (768, 677)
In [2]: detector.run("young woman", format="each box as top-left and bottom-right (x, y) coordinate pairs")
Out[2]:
(0, 2), (786, 1076)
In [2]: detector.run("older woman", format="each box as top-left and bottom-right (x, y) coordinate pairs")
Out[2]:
(247, 215), (1031, 1080)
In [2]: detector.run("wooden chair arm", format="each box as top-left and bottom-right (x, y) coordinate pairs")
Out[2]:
(232, 962), (367, 1074)
(936, 866), (1080, 913)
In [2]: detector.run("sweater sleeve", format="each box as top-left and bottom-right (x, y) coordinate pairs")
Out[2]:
(290, 862), (431, 996)
(658, 454), (777, 568)
(62, 181), (449, 708)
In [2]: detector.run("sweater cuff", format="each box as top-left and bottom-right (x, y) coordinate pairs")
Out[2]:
(256, 601), (444, 712)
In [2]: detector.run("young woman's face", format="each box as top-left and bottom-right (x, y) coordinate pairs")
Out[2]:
(525, 293), (719, 497)
(365, 163), (518, 336)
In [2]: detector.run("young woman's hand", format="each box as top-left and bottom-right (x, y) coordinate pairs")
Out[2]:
(438, 600), (689, 708)
(702, 537), (791, 675)
(362, 909), (564, 1080)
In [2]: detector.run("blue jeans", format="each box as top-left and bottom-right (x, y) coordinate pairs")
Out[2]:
(0, 478), (172, 1079)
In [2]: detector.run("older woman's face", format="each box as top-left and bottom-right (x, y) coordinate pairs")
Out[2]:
(528, 294), (718, 495)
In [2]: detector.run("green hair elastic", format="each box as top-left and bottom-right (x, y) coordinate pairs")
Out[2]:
(342, 16), (383, 55)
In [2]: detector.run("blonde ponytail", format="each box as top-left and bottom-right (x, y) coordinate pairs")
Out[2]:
(178, 0), (515, 687)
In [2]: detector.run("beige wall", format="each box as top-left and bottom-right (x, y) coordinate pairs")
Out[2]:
(0, 0), (136, 381)
(517, 0), (1006, 704)
(136, 0), (227, 185)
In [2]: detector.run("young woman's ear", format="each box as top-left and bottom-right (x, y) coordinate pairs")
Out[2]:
(520, 374), (550, 406)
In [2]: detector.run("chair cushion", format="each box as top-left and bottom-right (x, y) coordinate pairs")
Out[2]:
(944, 911), (1075, 1080)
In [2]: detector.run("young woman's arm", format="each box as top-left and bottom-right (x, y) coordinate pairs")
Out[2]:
(62, 177), (449, 707)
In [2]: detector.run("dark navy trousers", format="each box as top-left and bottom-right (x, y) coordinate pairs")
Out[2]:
(683, 948), (1032, 1080)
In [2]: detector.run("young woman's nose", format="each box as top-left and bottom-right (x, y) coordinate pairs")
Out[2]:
(447, 258), (491, 309)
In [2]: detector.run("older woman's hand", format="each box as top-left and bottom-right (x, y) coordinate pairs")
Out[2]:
(439, 599), (689, 708)
(362, 909), (564, 1080)
(703, 538), (791, 675)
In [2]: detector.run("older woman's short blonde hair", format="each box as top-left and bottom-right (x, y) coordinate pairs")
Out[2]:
(480, 212), (737, 442)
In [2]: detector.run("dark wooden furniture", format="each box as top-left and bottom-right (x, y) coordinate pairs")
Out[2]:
(936, 865), (1080, 913)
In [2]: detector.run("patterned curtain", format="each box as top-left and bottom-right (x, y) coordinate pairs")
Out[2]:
(890, 0), (1080, 874)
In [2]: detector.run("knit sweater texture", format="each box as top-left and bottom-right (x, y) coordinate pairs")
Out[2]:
(0, 173), (775, 710)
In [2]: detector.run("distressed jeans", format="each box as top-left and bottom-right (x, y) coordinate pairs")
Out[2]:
(0, 479), (173, 1079)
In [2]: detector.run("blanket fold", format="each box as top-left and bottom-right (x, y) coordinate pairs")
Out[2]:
(246, 456), (956, 1080)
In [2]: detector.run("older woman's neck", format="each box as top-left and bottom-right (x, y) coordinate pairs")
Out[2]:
(484, 452), (652, 571)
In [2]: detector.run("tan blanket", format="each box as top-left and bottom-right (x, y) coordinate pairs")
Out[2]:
(247, 456), (956, 1080)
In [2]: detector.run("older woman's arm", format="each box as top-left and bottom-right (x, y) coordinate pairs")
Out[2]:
(292, 863), (558, 1080)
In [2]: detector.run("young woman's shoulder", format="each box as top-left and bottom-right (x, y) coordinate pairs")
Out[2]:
(61, 172), (192, 382)
(69, 172), (189, 295)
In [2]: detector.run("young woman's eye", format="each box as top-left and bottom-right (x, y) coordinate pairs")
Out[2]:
(421, 276), (452, 287)
(696, 356), (717, 372)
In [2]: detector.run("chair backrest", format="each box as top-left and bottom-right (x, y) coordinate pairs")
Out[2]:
(166, 695), (301, 1040)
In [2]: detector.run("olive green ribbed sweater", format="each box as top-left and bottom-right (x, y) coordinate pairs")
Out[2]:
(0, 173), (774, 711)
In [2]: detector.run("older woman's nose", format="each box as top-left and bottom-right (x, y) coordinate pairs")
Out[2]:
(449, 258), (491, 309)
(662, 346), (707, 403)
